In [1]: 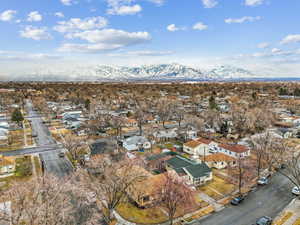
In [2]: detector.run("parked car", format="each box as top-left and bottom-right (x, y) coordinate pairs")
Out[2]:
(58, 152), (65, 158)
(32, 133), (38, 138)
(258, 177), (269, 185)
(255, 216), (272, 225)
(292, 186), (300, 196)
(231, 196), (245, 205)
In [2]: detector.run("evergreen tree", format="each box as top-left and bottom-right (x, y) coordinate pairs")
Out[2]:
(279, 87), (289, 96)
(11, 108), (24, 125)
(85, 99), (91, 110)
(209, 95), (218, 110)
(294, 88), (300, 97)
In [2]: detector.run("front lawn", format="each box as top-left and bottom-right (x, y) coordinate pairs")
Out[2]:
(117, 201), (168, 224)
(15, 156), (33, 177)
(199, 175), (235, 200)
(208, 175), (235, 196)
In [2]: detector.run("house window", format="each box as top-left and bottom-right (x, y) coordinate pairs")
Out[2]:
(142, 196), (150, 202)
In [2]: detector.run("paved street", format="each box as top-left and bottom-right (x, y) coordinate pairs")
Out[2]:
(2, 144), (63, 156)
(26, 100), (73, 177)
(2, 100), (73, 177)
(26, 100), (55, 146)
(192, 172), (295, 225)
(39, 150), (73, 177)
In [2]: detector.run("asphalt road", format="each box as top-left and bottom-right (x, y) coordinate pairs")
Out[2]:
(39, 150), (73, 177)
(21, 100), (73, 177)
(192, 172), (295, 225)
(2, 145), (62, 156)
(26, 101), (55, 146)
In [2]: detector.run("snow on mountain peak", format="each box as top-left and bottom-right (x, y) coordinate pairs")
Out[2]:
(10, 63), (255, 81)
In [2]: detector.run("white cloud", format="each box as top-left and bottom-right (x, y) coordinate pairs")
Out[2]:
(202, 0), (218, 8)
(106, 0), (142, 16)
(20, 26), (52, 40)
(147, 0), (165, 6)
(193, 22), (208, 30)
(271, 48), (281, 54)
(109, 50), (174, 57)
(27, 11), (42, 22)
(126, 50), (173, 56)
(225, 16), (261, 24)
(257, 42), (270, 49)
(61, 0), (77, 6)
(166, 24), (183, 32)
(245, 0), (264, 6)
(54, 17), (108, 33)
(280, 34), (300, 44)
(59, 29), (151, 53)
(0, 52), (61, 61)
(0, 10), (17, 22)
(107, 4), (142, 15)
(66, 29), (150, 43)
(54, 12), (65, 18)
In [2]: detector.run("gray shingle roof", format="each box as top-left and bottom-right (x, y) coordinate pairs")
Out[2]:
(166, 155), (211, 178)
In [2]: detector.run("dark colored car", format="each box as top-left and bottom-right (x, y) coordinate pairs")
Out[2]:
(32, 133), (38, 138)
(58, 152), (65, 158)
(255, 216), (272, 225)
(230, 196), (244, 205)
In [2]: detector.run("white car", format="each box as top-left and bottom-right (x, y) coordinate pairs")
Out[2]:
(258, 177), (269, 185)
(292, 186), (300, 196)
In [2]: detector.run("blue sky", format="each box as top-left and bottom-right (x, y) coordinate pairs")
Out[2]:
(0, 0), (300, 77)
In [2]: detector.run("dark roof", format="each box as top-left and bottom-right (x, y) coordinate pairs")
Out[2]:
(183, 163), (211, 178)
(90, 139), (117, 155)
(166, 156), (197, 169)
(146, 151), (178, 161)
(166, 155), (212, 178)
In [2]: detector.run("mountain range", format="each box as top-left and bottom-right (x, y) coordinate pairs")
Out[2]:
(10, 63), (257, 82)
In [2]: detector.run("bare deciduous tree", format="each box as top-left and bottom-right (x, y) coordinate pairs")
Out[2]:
(157, 99), (171, 129)
(134, 104), (147, 136)
(158, 173), (194, 225)
(248, 132), (273, 179)
(0, 175), (94, 225)
(278, 151), (300, 197)
(77, 158), (146, 224)
(62, 134), (86, 165)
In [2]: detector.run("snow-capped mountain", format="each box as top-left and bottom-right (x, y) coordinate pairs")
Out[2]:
(11, 63), (255, 82)
(206, 65), (254, 79)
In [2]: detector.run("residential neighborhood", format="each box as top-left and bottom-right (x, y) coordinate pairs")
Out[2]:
(0, 82), (299, 225)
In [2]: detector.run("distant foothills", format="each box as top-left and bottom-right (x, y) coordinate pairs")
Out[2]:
(1, 63), (300, 82)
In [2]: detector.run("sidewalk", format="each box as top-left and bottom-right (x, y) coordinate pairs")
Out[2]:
(274, 199), (300, 225)
(198, 192), (224, 212)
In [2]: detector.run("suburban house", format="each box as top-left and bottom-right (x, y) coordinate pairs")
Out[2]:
(0, 201), (11, 225)
(183, 138), (250, 159)
(0, 121), (9, 142)
(183, 138), (218, 156)
(126, 167), (166, 208)
(165, 155), (212, 187)
(89, 139), (118, 156)
(218, 143), (250, 158)
(122, 136), (151, 151)
(144, 151), (177, 171)
(202, 153), (236, 169)
(153, 129), (178, 142)
(0, 155), (16, 176)
(125, 118), (138, 127)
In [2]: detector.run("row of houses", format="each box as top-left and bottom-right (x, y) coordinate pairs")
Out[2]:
(129, 153), (212, 208)
(183, 138), (250, 169)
